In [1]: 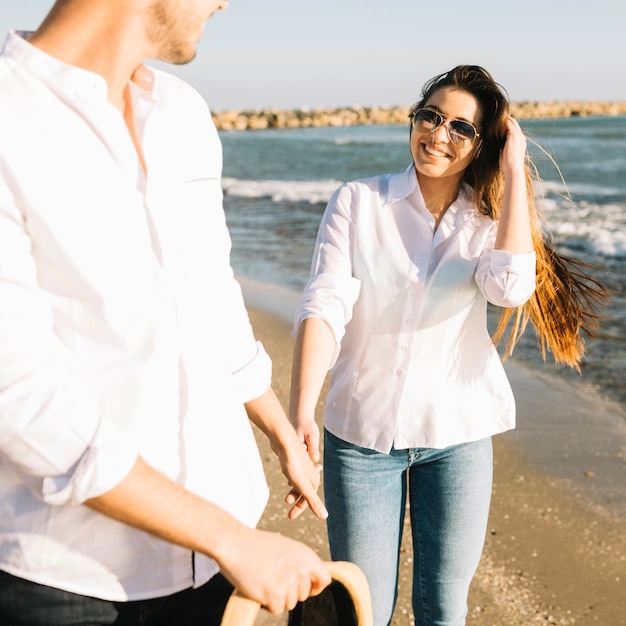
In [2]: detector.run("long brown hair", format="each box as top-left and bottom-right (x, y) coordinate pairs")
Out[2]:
(410, 65), (609, 369)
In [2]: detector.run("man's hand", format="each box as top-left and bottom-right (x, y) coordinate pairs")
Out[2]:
(218, 527), (331, 614)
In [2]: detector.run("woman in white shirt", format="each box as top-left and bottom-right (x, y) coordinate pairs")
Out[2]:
(288, 66), (607, 626)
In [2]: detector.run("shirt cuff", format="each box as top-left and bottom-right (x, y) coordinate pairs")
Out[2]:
(293, 273), (361, 368)
(231, 341), (272, 403)
(41, 419), (138, 506)
(481, 249), (536, 307)
(489, 249), (536, 275)
(293, 273), (361, 337)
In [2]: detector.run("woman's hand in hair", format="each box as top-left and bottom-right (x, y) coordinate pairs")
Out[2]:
(500, 116), (527, 178)
(495, 116), (534, 253)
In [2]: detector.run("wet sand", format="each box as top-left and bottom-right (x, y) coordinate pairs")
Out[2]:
(247, 303), (626, 626)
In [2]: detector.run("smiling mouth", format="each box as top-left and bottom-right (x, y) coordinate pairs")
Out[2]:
(423, 143), (450, 159)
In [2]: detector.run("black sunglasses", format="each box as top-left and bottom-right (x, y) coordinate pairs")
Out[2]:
(411, 109), (480, 147)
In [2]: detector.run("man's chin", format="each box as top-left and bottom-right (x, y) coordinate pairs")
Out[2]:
(172, 51), (197, 66)
(160, 46), (197, 66)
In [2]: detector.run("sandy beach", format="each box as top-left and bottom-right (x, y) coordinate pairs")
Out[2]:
(246, 301), (626, 626)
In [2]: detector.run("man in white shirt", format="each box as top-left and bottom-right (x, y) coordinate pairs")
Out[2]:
(0, 1), (330, 624)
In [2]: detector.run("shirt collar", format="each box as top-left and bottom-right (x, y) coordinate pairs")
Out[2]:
(386, 163), (420, 204)
(2, 31), (156, 101)
(389, 162), (476, 214)
(3, 31), (110, 97)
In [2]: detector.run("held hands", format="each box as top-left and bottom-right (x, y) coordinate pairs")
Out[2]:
(285, 317), (336, 519)
(500, 116), (528, 177)
(243, 388), (326, 521)
(284, 416), (323, 520)
(276, 416), (327, 521)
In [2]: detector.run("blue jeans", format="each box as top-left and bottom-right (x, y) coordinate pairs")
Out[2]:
(0, 569), (233, 626)
(324, 430), (493, 626)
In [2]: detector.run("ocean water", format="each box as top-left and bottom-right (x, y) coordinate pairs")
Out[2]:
(220, 116), (626, 412)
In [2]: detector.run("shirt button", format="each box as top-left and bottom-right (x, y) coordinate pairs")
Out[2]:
(405, 319), (412, 325)
(396, 369), (404, 376)
(411, 292), (417, 299)
(401, 344), (408, 351)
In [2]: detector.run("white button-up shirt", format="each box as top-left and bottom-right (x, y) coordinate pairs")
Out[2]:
(295, 166), (536, 452)
(0, 32), (270, 600)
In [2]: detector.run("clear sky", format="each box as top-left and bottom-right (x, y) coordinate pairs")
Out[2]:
(2, 1), (625, 111)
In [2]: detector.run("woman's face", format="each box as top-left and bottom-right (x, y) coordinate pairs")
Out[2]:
(410, 87), (482, 186)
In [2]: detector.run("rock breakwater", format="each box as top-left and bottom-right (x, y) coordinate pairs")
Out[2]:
(212, 101), (626, 131)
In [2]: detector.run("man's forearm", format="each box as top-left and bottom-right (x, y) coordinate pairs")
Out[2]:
(85, 456), (246, 562)
(85, 455), (331, 613)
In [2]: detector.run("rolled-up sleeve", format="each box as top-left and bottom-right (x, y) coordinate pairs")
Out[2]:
(0, 362), (138, 507)
(476, 248), (536, 307)
(0, 194), (138, 506)
(215, 255), (273, 403)
(293, 184), (362, 365)
(294, 273), (361, 365)
(42, 418), (138, 506)
(231, 340), (273, 403)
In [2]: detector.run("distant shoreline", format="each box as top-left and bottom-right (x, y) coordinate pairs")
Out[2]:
(212, 101), (626, 131)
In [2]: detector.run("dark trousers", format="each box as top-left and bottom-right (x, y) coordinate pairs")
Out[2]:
(0, 569), (234, 626)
